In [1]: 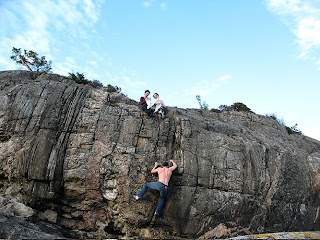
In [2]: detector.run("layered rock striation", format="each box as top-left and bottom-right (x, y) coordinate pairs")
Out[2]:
(1, 70), (320, 239)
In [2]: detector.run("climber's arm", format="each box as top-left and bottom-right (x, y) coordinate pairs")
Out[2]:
(151, 162), (159, 173)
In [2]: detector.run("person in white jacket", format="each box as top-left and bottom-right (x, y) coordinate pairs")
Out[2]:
(148, 93), (166, 118)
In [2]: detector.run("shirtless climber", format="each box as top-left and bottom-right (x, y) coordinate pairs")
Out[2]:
(133, 160), (178, 216)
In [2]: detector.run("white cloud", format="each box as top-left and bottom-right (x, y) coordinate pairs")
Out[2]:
(266, 0), (302, 15)
(0, 50), (16, 70)
(0, 0), (102, 71)
(54, 56), (79, 75)
(88, 60), (99, 66)
(186, 74), (232, 97)
(161, 2), (167, 11)
(295, 16), (320, 56)
(86, 71), (101, 79)
(316, 59), (320, 70)
(144, 0), (156, 8)
(219, 74), (232, 82)
(143, 0), (167, 10)
(83, 0), (101, 23)
(265, 0), (320, 65)
(103, 72), (146, 89)
(122, 76), (146, 87)
(66, 57), (76, 65)
(55, 65), (72, 76)
(144, 1), (152, 7)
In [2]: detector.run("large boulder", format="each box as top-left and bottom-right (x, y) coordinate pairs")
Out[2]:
(1, 70), (320, 238)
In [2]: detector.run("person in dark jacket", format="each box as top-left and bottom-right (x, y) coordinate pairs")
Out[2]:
(140, 90), (153, 116)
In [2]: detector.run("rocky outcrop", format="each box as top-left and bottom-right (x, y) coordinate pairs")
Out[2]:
(1, 70), (320, 239)
(0, 195), (69, 239)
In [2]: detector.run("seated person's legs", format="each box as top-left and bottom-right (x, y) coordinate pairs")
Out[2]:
(158, 107), (165, 118)
(141, 105), (152, 116)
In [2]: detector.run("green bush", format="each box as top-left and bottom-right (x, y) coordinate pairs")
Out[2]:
(68, 72), (90, 85)
(89, 80), (104, 88)
(106, 84), (121, 93)
(285, 125), (302, 135)
(219, 102), (253, 113)
(230, 102), (252, 112)
(68, 72), (122, 92)
(286, 126), (293, 134)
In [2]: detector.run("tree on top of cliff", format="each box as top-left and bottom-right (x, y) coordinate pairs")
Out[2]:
(10, 47), (52, 73)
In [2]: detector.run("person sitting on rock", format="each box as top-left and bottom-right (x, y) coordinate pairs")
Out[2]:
(132, 159), (177, 216)
(140, 90), (153, 116)
(148, 93), (166, 118)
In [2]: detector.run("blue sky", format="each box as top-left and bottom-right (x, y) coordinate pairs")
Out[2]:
(0, 0), (319, 140)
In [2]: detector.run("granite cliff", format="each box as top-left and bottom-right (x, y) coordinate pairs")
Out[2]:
(1, 70), (320, 239)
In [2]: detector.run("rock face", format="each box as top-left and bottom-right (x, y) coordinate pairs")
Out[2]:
(0, 195), (68, 239)
(1, 70), (320, 238)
